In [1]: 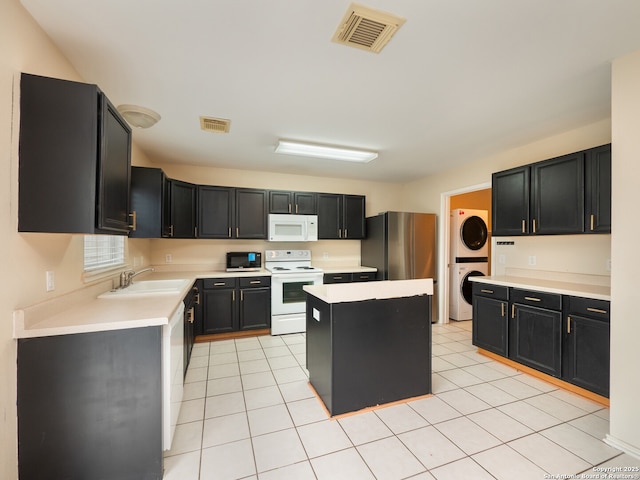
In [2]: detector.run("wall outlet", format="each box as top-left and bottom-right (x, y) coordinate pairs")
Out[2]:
(165, 254), (172, 263)
(322, 252), (329, 260)
(528, 255), (537, 266)
(46, 271), (55, 292)
(498, 254), (506, 265)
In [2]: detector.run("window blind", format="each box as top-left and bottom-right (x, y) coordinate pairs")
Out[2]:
(83, 235), (125, 272)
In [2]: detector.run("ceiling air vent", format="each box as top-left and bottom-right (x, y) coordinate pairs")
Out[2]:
(332, 3), (406, 54)
(200, 116), (231, 134)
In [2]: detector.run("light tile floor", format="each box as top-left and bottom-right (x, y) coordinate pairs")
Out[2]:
(163, 321), (636, 480)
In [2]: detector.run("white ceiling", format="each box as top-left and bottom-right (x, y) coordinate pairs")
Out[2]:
(19, 0), (640, 182)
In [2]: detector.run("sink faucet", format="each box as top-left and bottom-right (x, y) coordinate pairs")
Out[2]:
(119, 267), (155, 288)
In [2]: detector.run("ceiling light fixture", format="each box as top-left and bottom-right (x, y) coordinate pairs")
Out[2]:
(117, 104), (161, 128)
(275, 140), (378, 163)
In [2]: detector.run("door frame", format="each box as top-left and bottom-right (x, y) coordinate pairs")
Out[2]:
(439, 181), (491, 324)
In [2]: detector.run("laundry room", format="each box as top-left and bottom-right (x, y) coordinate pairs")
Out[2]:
(448, 188), (492, 322)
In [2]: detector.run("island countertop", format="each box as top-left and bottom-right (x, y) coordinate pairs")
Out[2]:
(304, 278), (433, 304)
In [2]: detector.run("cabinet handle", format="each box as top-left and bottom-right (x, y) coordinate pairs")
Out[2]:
(228, 227), (232, 238)
(532, 219), (537, 233)
(501, 302), (505, 317)
(587, 307), (608, 314)
(359, 275), (368, 279)
(169, 225), (174, 237)
(338, 228), (342, 238)
(334, 276), (343, 280)
(590, 214), (595, 231)
(188, 308), (195, 324)
(295, 204), (298, 214)
(344, 229), (348, 238)
(512, 304), (515, 318)
(232, 291), (236, 301)
(195, 226), (198, 237)
(241, 290), (244, 301)
(195, 293), (200, 305)
(236, 227), (239, 237)
(250, 280), (261, 284)
(214, 282), (226, 286)
(524, 296), (541, 302)
(481, 289), (494, 294)
(567, 316), (571, 334)
(522, 220), (526, 233)
(128, 211), (137, 231)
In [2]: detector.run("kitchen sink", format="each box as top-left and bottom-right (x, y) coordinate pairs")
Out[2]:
(99, 279), (191, 298)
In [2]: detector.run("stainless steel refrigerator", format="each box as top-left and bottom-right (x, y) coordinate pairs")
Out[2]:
(360, 211), (438, 321)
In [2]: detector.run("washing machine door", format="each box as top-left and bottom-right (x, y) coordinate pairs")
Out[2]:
(461, 270), (485, 304)
(460, 216), (488, 251)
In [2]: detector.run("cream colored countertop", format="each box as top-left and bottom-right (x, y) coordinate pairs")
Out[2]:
(304, 278), (433, 304)
(320, 266), (377, 274)
(470, 275), (611, 301)
(13, 265), (373, 339)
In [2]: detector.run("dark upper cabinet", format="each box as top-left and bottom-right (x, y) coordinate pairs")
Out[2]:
(492, 166), (530, 236)
(492, 144), (610, 236)
(585, 144), (612, 233)
(531, 152), (584, 235)
(130, 167), (167, 238)
(318, 193), (365, 239)
(18, 73), (132, 234)
(198, 185), (234, 238)
(269, 190), (317, 215)
(167, 179), (197, 238)
(235, 188), (267, 239)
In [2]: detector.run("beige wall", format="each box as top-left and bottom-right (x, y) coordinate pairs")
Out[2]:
(609, 49), (640, 457)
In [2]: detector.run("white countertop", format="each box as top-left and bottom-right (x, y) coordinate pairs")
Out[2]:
(304, 278), (433, 304)
(470, 275), (611, 301)
(13, 266), (375, 339)
(320, 265), (377, 274)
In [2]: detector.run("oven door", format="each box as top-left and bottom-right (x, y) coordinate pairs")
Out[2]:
(271, 273), (323, 316)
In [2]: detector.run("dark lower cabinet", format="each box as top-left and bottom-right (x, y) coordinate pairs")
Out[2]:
(184, 283), (200, 377)
(563, 296), (610, 397)
(472, 283), (509, 356)
(323, 271), (376, 284)
(17, 327), (162, 480)
(473, 282), (610, 397)
(202, 276), (270, 334)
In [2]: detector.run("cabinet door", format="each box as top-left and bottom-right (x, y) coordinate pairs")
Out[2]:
(318, 193), (342, 239)
(269, 191), (292, 214)
(239, 288), (271, 330)
(236, 188), (267, 238)
(343, 195), (366, 239)
(492, 166), (530, 236)
(168, 180), (197, 238)
(130, 167), (166, 238)
(531, 153), (584, 234)
(472, 296), (508, 356)
(510, 304), (562, 377)
(294, 192), (317, 215)
(585, 144), (611, 234)
(202, 289), (237, 334)
(198, 186), (234, 238)
(564, 314), (610, 397)
(97, 95), (132, 234)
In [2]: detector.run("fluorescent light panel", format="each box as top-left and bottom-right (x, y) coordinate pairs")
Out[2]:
(275, 140), (378, 163)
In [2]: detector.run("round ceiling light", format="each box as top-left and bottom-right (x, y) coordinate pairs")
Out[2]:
(117, 104), (161, 128)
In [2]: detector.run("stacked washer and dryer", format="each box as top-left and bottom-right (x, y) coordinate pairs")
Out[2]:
(449, 209), (489, 321)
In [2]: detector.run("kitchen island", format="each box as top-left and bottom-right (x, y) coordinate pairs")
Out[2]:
(304, 279), (433, 416)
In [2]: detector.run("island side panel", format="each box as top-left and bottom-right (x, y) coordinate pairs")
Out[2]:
(331, 295), (432, 416)
(306, 294), (334, 414)
(17, 327), (163, 480)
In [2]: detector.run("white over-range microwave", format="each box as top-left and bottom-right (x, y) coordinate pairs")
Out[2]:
(268, 214), (318, 242)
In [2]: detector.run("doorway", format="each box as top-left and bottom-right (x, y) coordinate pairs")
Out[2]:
(438, 183), (492, 324)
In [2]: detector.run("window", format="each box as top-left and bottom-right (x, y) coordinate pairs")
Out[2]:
(83, 235), (125, 272)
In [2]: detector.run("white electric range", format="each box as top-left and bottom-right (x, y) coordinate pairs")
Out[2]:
(265, 250), (323, 335)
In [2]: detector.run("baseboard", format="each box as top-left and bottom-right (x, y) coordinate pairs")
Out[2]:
(604, 434), (640, 460)
(195, 329), (271, 343)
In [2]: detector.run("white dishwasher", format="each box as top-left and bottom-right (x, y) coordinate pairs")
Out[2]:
(162, 302), (184, 451)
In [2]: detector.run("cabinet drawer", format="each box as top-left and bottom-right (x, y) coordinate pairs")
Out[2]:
(567, 296), (610, 321)
(352, 272), (376, 282)
(324, 273), (351, 283)
(511, 288), (561, 310)
(202, 278), (237, 289)
(239, 276), (271, 288)
(472, 283), (509, 301)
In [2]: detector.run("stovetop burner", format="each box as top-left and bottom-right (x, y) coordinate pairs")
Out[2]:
(264, 249), (323, 275)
